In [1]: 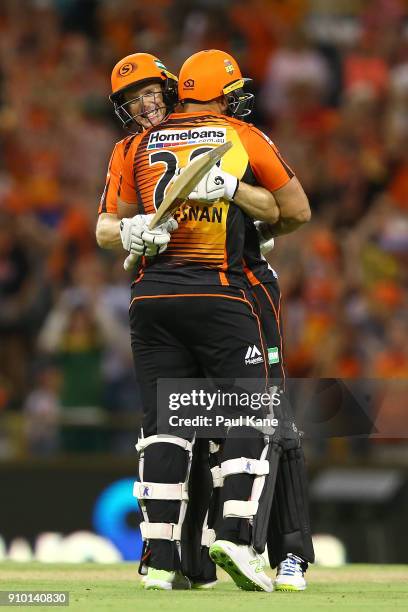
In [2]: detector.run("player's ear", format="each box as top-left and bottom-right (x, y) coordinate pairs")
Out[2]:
(219, 96), (229, 113)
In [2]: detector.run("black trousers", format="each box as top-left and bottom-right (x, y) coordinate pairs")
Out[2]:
(130, 281), (268, 570)
(250, 280), (314, 565)
(130, 282), (269, 434)
(248, 280), (285, 383)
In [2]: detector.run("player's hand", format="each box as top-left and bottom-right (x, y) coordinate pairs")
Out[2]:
(188, 166), (239, 202)
(120, 214), (178, 257)
(254, 220), (275, 255)
(140, 226), (171, 256)
(119, 215), (146, 255)
(140, 217), (178, 256)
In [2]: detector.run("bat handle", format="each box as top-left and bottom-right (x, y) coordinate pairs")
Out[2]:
(123, 252), (140, 271)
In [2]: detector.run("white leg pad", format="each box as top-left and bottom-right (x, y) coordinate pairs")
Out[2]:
(222, 445), (270, 521)
(136, 431), (195, 560)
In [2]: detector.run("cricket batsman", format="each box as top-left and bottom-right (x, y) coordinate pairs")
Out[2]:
(176, 50), (314, 592)
(96, 49), (312, 592)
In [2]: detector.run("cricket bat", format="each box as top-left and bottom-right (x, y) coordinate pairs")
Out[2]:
(123, 141), (232, 271)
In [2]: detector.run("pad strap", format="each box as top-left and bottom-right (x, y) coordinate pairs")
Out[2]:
(140, 522), (182, 541)
(223, 500), (259, 518)
(134, 481), (189, 501)
(136, 435), (193, 452)
(221, 457), (269, 478)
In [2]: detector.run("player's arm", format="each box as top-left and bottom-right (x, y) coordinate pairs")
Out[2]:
(96, 210), (124, 249)
(233, 182), (280, 224)
(188, 129), (310, 228)
(96, 141), (134, 249)
(96, 140), (177, 258)
(95, 142), (149, 253)
(192, 169), (308, 228)
(263, 176), (311, 237)
(188, 167), (280, 223)
(244, 128), (311, 233)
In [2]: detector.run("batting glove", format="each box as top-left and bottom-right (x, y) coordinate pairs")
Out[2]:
(141, 227), (170, 256)
(120, 215), (178, 257)
(119, 215), (146, 256)
(140, 215), (178, 256)
(254, 220), (275, 256)
(188, 166), (239, 202)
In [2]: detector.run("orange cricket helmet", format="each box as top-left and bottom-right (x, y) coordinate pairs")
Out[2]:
(178, 50), (254, 118)
(110, 53), (178, 129)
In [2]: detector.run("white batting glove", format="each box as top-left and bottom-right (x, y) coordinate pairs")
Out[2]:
(123, 215), (178, 270)
(140, 227), (170, 256)
(140, 216), (178, 257)
(120, 215), (178, 257)
(188, 166), (239, 202)
(119, 215), (146, 256)
(254, 220), (275, 256)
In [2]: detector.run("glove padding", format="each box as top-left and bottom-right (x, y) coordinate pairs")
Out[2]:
(254, 220), (275, 256)
(188, 166), (239, 202)
(120, 214), (178, 257)
(141, 215), (178, 257)
(120, 215), (145, 255)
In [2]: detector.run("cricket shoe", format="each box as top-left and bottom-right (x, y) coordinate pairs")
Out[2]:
(191, 579), (218, 590)
(209, 540), (273, 592)
(143, 568), (191, 590)
(274, 553), (307, 591)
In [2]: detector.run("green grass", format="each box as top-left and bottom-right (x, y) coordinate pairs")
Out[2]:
(0, 563), (407, 611)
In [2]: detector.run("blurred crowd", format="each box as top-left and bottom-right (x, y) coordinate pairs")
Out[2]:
(0, 0), (407, 456)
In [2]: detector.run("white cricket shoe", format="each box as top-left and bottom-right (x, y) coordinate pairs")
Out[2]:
(143, 568), (191, 590)
(209, 540), (273, 592)
(274, 553), (307, 591)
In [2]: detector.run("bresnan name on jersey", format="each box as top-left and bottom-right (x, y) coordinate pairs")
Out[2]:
(147, 128), (227, 149)
(175, 204), (223, 224)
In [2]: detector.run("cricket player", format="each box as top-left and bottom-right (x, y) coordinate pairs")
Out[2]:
(240, 221), (315, 590)
(176, 51), (314, 592)
(97, 52), (180, 252)
(96, 50), (311, 592)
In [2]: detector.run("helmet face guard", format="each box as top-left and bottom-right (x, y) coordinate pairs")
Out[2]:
(110, 53), (178, 132)
(112, 88), (165, 131)
(223, 78), (254, 119)
(111, 75), (178, 131)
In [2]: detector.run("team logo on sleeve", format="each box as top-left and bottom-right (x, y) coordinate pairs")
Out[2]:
(147, 128), (226, 149)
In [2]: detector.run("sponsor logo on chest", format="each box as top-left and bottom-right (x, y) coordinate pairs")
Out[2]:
(147, 128), (227, 149)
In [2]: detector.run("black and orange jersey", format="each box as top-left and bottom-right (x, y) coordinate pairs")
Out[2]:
(98, 133), (140, 215)
(99, 111), (294, 287)
(243, 215), (276, 286)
